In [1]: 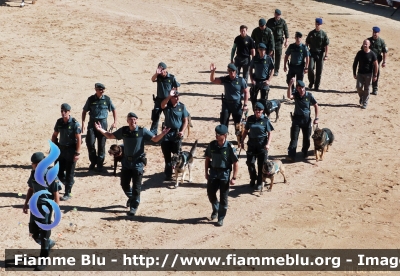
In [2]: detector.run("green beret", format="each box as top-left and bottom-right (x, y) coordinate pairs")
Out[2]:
(31, 152), (45, 164)
(227, 63), (237, 71)
(275, 9), (282, 15)
(254, 102), (265, 110)
(215, 124), (228, 135)
(297, 80), (305, 87)
(95, 83), (105, 90)
(127, 112), (138, 118)
(259, 18), (266, 26)
(295, 32), (302, 38)
(158, 62), (167, 69)
(61, 103), (71, 111)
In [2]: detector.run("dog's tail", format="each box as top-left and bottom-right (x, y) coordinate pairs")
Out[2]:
(279, 95), (290, 103)
(190, 139), (198, 158)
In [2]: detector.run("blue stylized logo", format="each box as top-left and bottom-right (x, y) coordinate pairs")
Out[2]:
(29, 140), (62, 231)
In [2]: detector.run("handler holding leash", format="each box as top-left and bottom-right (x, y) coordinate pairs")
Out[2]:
(204, 125), (239, 227)
(51, 103), (81, 201)
(150, 62), (180, 135)
(286, 78), (319, 162)
(210, 63), (249, 132)
(160, 90), (189, 181)
(95, 112), (169, 216)
(249, 43), (275, 105)
(241, 102), (274, 191)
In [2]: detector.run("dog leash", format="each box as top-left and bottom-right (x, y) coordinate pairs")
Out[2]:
(108, 126), (118, 144)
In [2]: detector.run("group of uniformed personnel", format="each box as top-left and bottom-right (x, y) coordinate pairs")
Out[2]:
(24, 12), (389, 259)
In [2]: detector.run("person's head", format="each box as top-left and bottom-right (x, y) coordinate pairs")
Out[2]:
(31, 152), (45, 169)
(372, 26), (380, 39)
(95, 83), (105, 97)
(295, 32), (302, 44)
(60, 103), (71, 119)
(315, 18), (323, 31)
(170, 90), (180, 106)
(240, 25), (247, 37)
(259, 18), (266, 30)
(227, 63), (237, 79)
(158, 62), (168, 77)
(362, 39), (371, 53)
(296, 80), (306, 95)
(274, 9), (281, 20)
(215, 124), (228, 141)
(254, 102), (264, 118)
(126, 112), (138, 128)
(257, 43), (267, 56)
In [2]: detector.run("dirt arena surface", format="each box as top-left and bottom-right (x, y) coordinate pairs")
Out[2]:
(1, 0), (400, 275)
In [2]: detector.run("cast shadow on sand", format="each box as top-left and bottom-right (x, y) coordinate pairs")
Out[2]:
(316, 0), (400, 20)
(101, 215), (210, 225)
(8, 203), (130, 214)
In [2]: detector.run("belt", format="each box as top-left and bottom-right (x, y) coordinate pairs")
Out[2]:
(126, 156), (135, 161)
(255, 78), (267, 82)
(211, 167), (228, 171)
(249, 137), (265, 141)
(223, 99), (239, 103)
(59, 145), (76, 149)
(89, 118), (107, 122)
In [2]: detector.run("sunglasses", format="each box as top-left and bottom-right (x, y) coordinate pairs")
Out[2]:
(254, 108), (263, 111)
(61, 109), (69, 113)
(215, 133), (225, 136)
(228, 69), (235, 73)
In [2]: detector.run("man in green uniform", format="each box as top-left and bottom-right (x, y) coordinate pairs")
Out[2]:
(204, 125), (239, 227)
(23, 152), (61, 268)
(251, 18), (275, 57)
(367, 26), (388, 95)
(286, 79), (319, 162)
(240, 102), (274, 191)
(151, 62), (181, 134)
(267, 9), (289, 76)
(51, 103), (81, 201)
(284, 32), (309, 90)
(95, 113), (169, 216)
(249, 43), (275, 104)
(306, 18), (330, 91)
(82, 83), (117, 172)
(161, 90), (189, 181)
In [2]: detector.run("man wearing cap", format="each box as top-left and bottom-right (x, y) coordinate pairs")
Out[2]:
(150, 62), (181, 135)
(267, 9), (289, 76)
(160, 90), (189, 181)
(82, 83), (117, 172)
(231, 25), (256, 82)
(51, 103), (82, 201)
(353, 39), (378, 109)
(204, 124), (239, 226)
(284, 32), (310, 90)
(210, 63), (249, 138)
(251, 18), (275, 57)
(249, 42), (275, 105)
(306, 18), (330, 91)
(95, 112), (170, 216)
(23, 152), (61, 266)
(286, 78), (319, 161)
(365, 26), (388, 95)
(240, 101), (274, 190)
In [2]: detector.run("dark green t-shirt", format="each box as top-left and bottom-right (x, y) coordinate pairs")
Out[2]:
(83, 94), (115, 120)
(155, 73), (180, 99)
(250, 55), (275, 80)
(54, 116), (81, 146)
(245, 114), (274, 140)
(220, 75), (247, 101)
(285, 43), (310, 66)
(305, 29), (329, 52)
(205, 140), (238, 181)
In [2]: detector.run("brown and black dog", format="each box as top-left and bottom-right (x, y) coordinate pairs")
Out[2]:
(257, 99), (283, 123)
(261, 160), (287, 194)
(312, 127), (334, 161)
(171, 140), (198, 188)
(108, 144), (124, 176)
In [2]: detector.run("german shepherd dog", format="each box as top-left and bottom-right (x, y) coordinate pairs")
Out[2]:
(108, 144), (124, 176)
(312, 126), (334, 161)
(261, 160), (287, 194)
(257, 99), (282, 123)
(171, 140), (198, 188)
(235, 115), (247, 148)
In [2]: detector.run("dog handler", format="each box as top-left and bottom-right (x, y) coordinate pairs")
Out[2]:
(95, 112), (169, 216)
(51, 103), (81, 201)
(204, 125), (239, 227)
(240, 101), (274, 191)
(160, 90), (189, 181)
(82, 83), (117, 172)
(249, 42), (275, 105)
(23, 152), (61, 269)
(286, 79), (319, 162)
(150, 62), (180, 135)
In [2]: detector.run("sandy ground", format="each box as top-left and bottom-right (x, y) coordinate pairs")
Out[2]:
(1, 0), (400, 275)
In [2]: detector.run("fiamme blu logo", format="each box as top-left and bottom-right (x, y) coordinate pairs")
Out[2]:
(29, 141), (62, 231)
